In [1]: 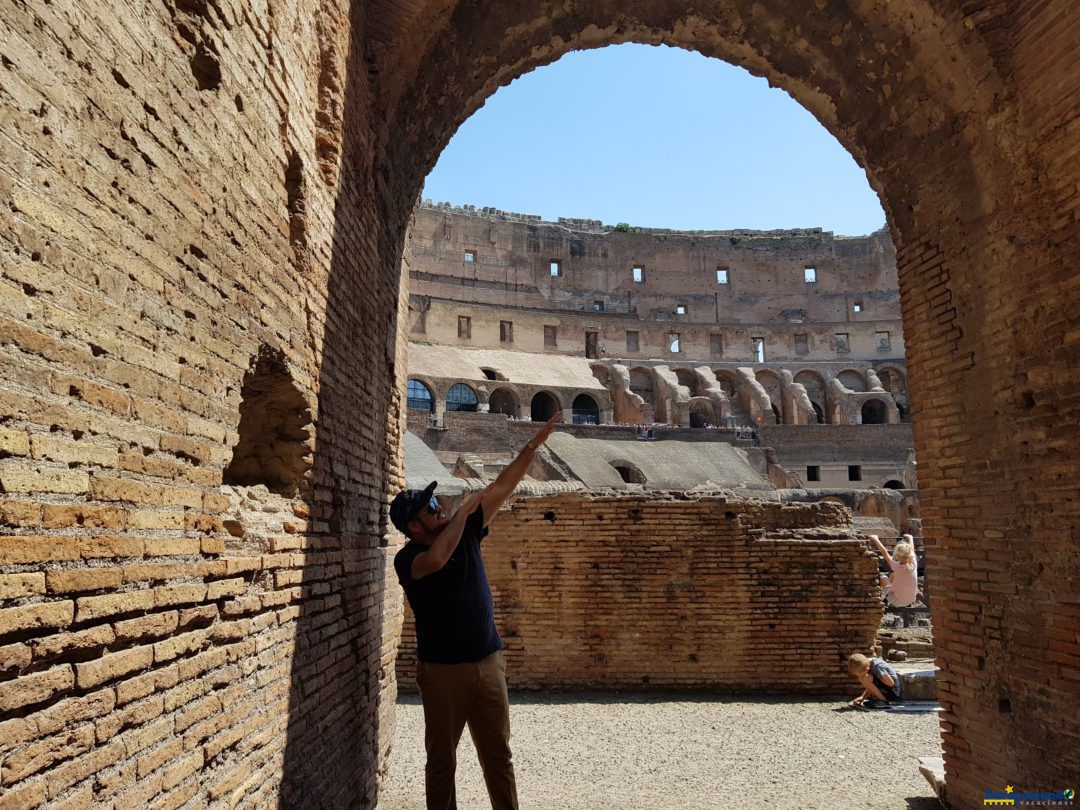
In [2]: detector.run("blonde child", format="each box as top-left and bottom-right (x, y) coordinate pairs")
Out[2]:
(869, 533), (918, 607)
(847, 652), (901, 707)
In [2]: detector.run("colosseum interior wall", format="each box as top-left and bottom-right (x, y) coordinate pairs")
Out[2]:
(0, 1), (1075, 808)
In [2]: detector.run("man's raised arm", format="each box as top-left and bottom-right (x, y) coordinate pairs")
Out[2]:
(478, 411), (562, 527)
(411, 491), (484, 580)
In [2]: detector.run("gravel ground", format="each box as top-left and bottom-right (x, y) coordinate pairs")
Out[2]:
(377, 693), (942, 810)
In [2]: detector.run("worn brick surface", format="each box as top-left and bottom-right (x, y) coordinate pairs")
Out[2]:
(397, 493), (882, 691)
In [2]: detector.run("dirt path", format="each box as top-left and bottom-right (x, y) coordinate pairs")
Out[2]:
(378, 693), (942, 809)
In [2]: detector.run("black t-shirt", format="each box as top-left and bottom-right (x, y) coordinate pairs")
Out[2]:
(394, 505), (503, 664)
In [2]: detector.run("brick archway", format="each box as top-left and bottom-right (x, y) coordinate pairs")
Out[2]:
(370, 3), (1077, 804)
(0, 2), (1073, 808)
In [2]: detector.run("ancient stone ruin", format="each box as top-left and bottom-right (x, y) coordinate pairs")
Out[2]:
(0, 2), (1075, 809)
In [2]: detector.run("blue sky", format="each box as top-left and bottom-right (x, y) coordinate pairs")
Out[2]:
(423, 44), (886, 236)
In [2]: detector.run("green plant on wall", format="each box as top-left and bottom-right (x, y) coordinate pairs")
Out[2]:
(614, 222), (633, 232)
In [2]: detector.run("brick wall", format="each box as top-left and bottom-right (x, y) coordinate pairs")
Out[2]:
(0, 1), (401, 806)
(396, 493), (882, 692)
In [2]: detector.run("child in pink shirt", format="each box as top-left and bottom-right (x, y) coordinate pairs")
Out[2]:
(869, 534), (918, 607)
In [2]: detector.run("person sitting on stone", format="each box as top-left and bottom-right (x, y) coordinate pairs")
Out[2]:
(847, 652), (901, 708)
(868, 533), (918, 607)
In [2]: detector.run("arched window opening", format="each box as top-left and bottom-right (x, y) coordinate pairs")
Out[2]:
(861, 399), (888, 424)
(611, 462), (646, 485)
(883, 480), (905, 490)
(446, 383), (478, 413)
(771, 404), (782, 423)
(224, 346), (312, 497)
(810, 401), (825, 424)
(531, 391), (560, 422)
(489, 388), (518, 416)
(572, 394), (600, 425)
(407, 379), (435, 412)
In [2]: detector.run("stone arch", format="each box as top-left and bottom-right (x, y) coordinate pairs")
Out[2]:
(836, 369), (867, 392)
(629, 366), (661, 421)
(793, 369), (828, 423)
(883, 479), (906, 490)
(488, 386), (519, 417)
(672, 367), (700, 396)
(571, 393), (600, 425)
(755, 369), (784, 423)
(610, 460), (646, 485)
(530, 390), (560, 422)
(711, 368), (739, 399)
(877, 364), (909, 418)
(1, 0), (1073, 806)
(861, 398), (889, 425)
(688, 397), (717, 429)
(629, 366), (654, 395)
(367, 1), (1071, 802)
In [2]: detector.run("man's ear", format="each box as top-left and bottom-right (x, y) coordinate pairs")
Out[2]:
(405, 518), (422, 537)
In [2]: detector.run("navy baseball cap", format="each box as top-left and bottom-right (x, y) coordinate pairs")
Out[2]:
(389, 481), (438, 534)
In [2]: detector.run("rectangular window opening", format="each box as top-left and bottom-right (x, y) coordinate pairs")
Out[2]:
(585, 331), (598, 360)
(794, 333), (809, 355)
(752, 337), (765, 363)
(500, 320), (513, 343)
(716, 268), (729, 285)
(804, 266), (817, 283)
(875, 331), (891, 351)
(632, 266), (644, 283)
(626, 331), (639, 353)
(544, 325), (558, 348)
(853, 300), (863, 313)
(710, 334), (723, 356)
(464, 250), (476, 263)
(675, 304), (686, 315)
(669, 332), (681, 354)
(806, 465), (821, 482)
(550, 260), (561, 277)
(835, 333), (850, 354)
(848, 465), (862, 482)
(457, 316), (471, 339)
(593, 300), (605, 312)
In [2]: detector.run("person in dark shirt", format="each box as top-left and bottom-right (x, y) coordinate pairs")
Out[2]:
(392, 411), (562, 810)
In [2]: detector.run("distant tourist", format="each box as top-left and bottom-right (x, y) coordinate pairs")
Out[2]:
(391, 411), (562, 810)
(868, 533), (918, 607)
(846, 653), (901, 708)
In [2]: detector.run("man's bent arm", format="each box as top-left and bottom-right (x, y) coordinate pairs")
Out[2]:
(479, 411), (562, 527)
(411, 493), (482, 580)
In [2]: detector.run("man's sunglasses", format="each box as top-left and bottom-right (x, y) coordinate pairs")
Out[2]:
(418, 496), (439, 517)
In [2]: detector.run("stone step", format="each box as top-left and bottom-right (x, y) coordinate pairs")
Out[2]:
(881, 639), (935, 656)
(895, 664), (937, 701)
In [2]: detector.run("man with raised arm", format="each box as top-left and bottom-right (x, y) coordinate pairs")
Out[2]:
(391, 411), (562, 810)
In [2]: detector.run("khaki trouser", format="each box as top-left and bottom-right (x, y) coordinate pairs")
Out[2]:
(416, 650), (519, 810)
